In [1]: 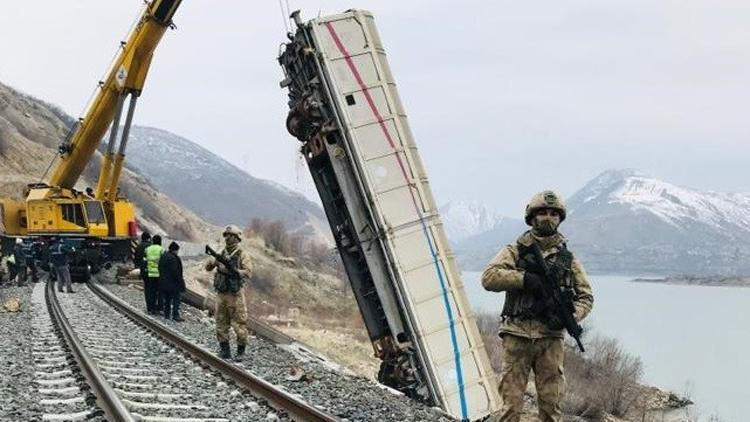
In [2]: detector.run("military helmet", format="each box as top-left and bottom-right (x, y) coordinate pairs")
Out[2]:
(525, 190), (566, 225)
(223, 225), (243, 240)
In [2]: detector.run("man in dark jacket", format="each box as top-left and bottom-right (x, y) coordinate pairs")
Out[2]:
(134, 232), (151, 279)
(13, 238), (27, 286)
(158, 241), (185, 321)
(49, 237), (75, 293)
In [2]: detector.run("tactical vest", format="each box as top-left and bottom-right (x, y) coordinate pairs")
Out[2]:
(501, 241), (575, 321)
(145, 244), (164, 278)
(213, 247), (244, 294)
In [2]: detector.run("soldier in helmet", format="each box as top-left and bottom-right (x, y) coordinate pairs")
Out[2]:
(205, 225), (253, 360)
(482, 191), (594, 422)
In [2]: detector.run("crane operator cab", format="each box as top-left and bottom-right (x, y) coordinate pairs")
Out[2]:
(1, 184), (135, 281)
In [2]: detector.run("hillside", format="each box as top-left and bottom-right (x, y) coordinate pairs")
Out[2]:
(122, 126), (328, 237)
(0, 81), (215, 240)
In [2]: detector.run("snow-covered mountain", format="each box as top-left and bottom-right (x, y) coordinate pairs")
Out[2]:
(567, 169), (750, 233)
(122, 126), (328, 238)
(455, 169), (750, 275)
(440, 201), (508, 242)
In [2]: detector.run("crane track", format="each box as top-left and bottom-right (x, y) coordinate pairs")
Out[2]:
(45, 279), (339, 422)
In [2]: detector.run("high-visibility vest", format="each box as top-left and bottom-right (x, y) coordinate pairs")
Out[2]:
(145, 244), (164, 278)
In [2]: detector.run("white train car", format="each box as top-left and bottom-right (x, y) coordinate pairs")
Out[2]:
(278, 10), (500, 421)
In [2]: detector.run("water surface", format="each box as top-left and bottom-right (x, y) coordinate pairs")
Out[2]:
(462, 272), (750, 421)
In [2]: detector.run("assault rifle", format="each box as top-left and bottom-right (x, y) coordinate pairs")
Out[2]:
(530, 243), (586, 352)
(205, 245), (241, 279)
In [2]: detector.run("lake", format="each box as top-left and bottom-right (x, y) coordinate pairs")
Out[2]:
(462, 272), (750, 422)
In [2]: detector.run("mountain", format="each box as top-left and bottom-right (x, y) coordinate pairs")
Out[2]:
(440, 201), (509, 242)
(123, 126), (327, 238)
(565, 169), (750, 274)
(455, 169), (750, 275)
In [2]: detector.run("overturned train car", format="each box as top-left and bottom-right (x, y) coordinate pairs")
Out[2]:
(278, 10), (500, 421)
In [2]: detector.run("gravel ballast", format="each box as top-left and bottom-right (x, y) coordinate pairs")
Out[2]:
(58, 285), (286, 421)
(105, 282), (454, 422)
(0, 283), (44, 421)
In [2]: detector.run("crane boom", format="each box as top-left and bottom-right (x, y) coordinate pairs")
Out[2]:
(50, 0), (181, 189)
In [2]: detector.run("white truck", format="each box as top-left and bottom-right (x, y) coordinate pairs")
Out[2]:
(278, 10), (500, 421)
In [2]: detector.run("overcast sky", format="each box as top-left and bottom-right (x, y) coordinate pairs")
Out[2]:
(1, 1), (748, 216)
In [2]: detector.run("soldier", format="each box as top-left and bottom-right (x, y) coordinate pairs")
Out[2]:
(205, 225), (252, 361)
(482, 191), (594, 422)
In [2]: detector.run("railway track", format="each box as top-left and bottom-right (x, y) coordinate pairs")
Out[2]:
(32, 282), (102, 421)
(104, 279), (454, 422)
(43, 279), (339, 422)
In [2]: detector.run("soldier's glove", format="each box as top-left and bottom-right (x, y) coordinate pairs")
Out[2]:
(523, 271), (544, 293)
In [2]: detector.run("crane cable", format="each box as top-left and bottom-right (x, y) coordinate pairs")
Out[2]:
(278, 0), (290, 34)
(37, 153), (58, 186)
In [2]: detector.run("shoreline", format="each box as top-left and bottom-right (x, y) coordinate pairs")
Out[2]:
(631, 275), (750, 288)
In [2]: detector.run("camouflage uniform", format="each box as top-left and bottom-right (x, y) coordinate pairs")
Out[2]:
(482, 191), (594, 422)
(205, 225), (252, 359)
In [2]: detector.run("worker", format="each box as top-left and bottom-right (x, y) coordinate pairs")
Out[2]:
(49, 237), (75, 293)
(205, 225), (252, 360)
(13, 238), (26, 286)
(144, 234), (164, 314)
(159, 241), (185, 321)
(5, 251), (16, 284)
(134, 231), (152, 290)
(0, 253), (6, 285)
(30, 240), (43, 283)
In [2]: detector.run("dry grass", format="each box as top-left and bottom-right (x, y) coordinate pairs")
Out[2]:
(475, 311), (646, 421)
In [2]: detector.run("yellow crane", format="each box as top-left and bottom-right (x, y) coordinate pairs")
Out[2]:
(1, 0), (182, 279)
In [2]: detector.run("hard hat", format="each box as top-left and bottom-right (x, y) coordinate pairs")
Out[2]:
(223, 225), (243, 240)
(525, 190), (567, 225)
(15, 238), (23, 245)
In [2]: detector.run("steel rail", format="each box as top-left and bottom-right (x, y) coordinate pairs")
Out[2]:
(87, 282), (340, 422)
(45, 281), (136, 422)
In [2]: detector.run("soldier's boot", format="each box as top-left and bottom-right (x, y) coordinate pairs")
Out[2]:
(234, 344), (245, 362)
(219, 342), (231, 359)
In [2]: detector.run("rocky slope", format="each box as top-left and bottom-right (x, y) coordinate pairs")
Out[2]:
(123, 126), (328, 238)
